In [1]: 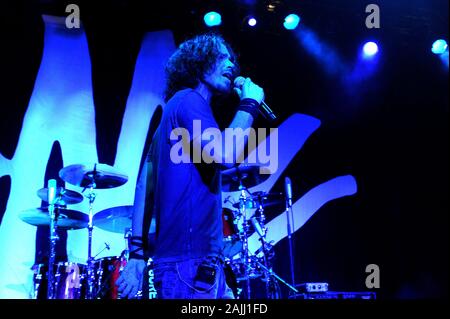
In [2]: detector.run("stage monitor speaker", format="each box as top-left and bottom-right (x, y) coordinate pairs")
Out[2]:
(289, 291), (376, 300)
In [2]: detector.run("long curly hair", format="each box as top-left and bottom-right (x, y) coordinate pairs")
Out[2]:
(164, 33), (239, 102)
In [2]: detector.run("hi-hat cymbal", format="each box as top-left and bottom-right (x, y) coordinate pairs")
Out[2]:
(232, 191), (285, 210)
(221, 165), (271, 192)
(37, 187), (84, 205)
(93, 205), (132, 233)
(59, 163), (128, 189)
(19, 207), (88, 229)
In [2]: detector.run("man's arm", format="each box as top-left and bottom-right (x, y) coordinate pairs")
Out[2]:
(179, 78), (264, 168)
(219, 110), (255, 166)
(116, 159), (153, 298)
(130, 160), (154, 253)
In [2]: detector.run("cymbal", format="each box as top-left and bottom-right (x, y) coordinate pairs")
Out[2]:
(59, 163), (128, 189)
(37, 187), (84, 205)
(221, 165), (271, 192)
(19, 207), (88, 229)
(93, 205), (132, 233)
(232, 191), (285, 210)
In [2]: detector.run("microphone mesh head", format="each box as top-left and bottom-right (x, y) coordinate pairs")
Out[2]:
(285, 177), (292, 199)
(233, 76), (245, 88)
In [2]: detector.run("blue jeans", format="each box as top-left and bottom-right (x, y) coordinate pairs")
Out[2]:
(153, 257), (235, 299)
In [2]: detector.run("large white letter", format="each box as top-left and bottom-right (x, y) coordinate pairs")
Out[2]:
(365, 4), (380, 29)
(224, 127), (256, 164)
(202, 127), (222, 164)
(192, 120), (202, 163)
(170, 128), (191, 163)
(257, 128), (278, 174)
(365, 264), (380, 289)
(65, 4), (80, 29)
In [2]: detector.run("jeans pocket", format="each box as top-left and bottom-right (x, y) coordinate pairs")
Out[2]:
(192, 262), (220, 294)
(174, 259), (199, 286)
(154, 263), (178, 299)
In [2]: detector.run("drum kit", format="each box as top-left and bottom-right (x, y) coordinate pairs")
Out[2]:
(220, 165), (298, 299)
(20, 163), (296, 299)
(20, 163), (131, 299)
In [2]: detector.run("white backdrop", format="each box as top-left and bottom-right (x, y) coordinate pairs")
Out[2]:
(0, 16), (175, 298)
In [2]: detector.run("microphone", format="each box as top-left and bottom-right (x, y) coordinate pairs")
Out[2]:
(105, 242), (110, 250)
(234, 76), (277, 122)
(285, 177), (292, 208)
(48, 179), (57, 205)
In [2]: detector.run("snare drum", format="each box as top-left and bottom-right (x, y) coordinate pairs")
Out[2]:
(32, 262), (86, 299)
(93, 256), (127, 299)
(222, 208), (243, 258)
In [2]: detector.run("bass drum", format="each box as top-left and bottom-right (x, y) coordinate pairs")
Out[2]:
(32, 262), (86, 299)
(93, 255), (127, 299)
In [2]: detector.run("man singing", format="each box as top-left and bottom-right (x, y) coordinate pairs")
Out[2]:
(117, 33), (264, 299)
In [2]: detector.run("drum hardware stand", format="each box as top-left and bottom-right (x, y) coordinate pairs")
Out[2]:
(84, 183), (97, 299)
(32, 264), (44, 299)
(232, 166), (257, 300)
(123, 227), (132, 260)
(252, 209), (298, 299)
(252, 198), (279, 299)
(252, 198), (274, 299)
(87, 242), (110, 299)
(253, 258), (298, 297)
(238, 182), (251, 300)
(47, 179), (58, 299)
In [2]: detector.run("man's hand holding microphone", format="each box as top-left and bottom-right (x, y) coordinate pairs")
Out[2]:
(233, 76), (276, 121)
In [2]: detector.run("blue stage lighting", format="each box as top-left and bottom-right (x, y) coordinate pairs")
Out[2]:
(248, 17), (257, 27)
(283, 14), (300, 30)
(362, 41), (379, 58)
(431, 39), (448, 55)
(204, 11), (222, 27)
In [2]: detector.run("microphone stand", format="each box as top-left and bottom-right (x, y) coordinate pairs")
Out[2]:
(285, 199), (296, 295)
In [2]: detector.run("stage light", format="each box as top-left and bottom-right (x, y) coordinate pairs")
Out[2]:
(431, 39), (448, 55)
(204, 11), (222, 27)
(283, 14), (300, 30)
(265, 0), (279, 12)
(362, 41), (379, 58)
(248, 17), (257, 27)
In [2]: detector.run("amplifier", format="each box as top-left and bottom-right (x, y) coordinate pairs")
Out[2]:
(296, 282), (329, 293)
(289, 291), (376, 300)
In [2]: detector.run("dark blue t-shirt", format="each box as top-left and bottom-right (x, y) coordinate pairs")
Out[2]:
(151, 88), (223, 263)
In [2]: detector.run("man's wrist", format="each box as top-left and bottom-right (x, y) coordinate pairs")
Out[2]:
(237, 98), (260, 119)
(129, 235), (148, 250)
(129, 252), (148, 261)
(128, 235), (148, 261)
